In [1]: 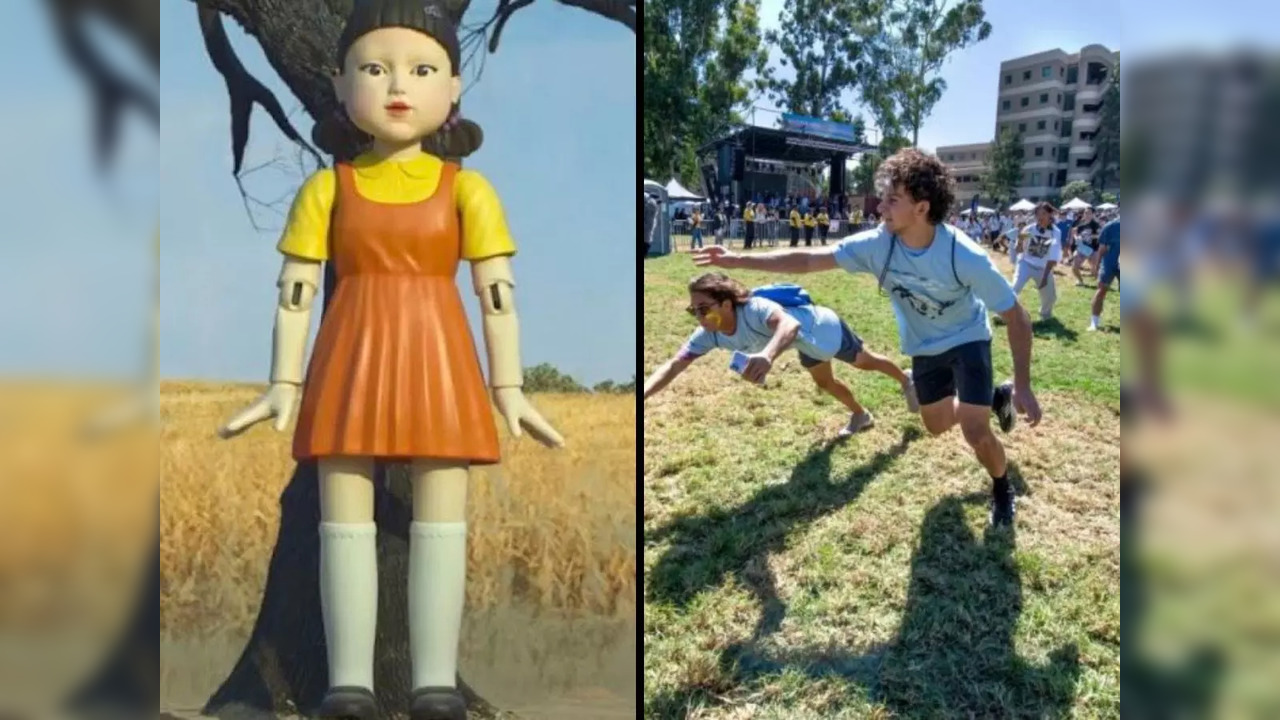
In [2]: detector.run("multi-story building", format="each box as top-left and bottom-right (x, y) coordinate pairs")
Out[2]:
(936, 142), (992, 207)
(994, 44), (1120, 200)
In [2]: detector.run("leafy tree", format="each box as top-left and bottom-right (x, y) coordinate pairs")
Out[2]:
(859, 0), (992, 146)
(1100, 191), (1118, 205)
(524, 363), (589, 393)
(1092, 62), (1120, 193)
(619, 375), (637, 393)
(981, 128), (1023, 208)
(644, 0), (767, 184)
(1060, 180), (1095, 204)
(759, 0), (877, 120)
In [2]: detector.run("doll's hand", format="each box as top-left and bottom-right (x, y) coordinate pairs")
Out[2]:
(493, 387), (565, 449)
(218, 382), (300, 438)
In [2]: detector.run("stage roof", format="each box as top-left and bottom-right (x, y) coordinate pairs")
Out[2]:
(698, 125), (878, 164)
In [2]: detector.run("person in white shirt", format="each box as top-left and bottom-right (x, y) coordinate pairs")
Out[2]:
(1012, 202), (1063, 320)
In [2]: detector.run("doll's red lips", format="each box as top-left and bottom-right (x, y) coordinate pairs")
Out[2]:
(385, 102), (411, 111)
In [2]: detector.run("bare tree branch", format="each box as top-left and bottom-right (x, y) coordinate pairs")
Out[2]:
(197, 5), (324, 174)
(555, 0), (635, 32)
(45, 0), (159, 171)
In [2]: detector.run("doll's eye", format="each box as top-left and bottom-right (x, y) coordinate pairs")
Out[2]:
(414, 64), (437, 76)
(359, 63), (385, 76)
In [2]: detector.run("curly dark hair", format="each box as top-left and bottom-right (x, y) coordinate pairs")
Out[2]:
(688, 272), (751, 306)
(875, 148), (955, 224)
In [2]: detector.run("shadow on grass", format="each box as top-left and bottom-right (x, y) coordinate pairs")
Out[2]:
(646, 426), (922, 628)
(1033, 315), (1080, 343)
(649, 492), (1082, 718)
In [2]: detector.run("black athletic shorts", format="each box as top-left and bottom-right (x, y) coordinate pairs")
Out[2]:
(799, 321), (863, 368)
(910, 339), (994, 407)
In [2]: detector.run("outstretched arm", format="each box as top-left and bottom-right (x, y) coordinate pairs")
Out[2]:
(695, 245), (840, 274)
(643, 355), (696, 401)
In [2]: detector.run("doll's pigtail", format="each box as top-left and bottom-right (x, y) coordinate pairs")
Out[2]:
(312, 105), (373, 162)
(421, 104), (483, 161)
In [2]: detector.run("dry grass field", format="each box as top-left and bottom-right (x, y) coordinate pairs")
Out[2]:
(0, 380), (635, 718)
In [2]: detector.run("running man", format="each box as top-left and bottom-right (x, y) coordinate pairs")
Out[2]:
(1089, 213), (1120, 331)
(643, 272), (919, 437)
(1012, 202), (1063, 321)
(693, 148), (1042, 528)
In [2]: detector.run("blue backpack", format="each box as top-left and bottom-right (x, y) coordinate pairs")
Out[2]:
(750, 283), (814, 307)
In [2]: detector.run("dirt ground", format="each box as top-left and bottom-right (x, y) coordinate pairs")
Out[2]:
(160, 605), (635, 719)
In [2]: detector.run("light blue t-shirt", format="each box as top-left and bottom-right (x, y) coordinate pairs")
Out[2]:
(832, 224), (1017, 358)
(678, 297), (844, 361)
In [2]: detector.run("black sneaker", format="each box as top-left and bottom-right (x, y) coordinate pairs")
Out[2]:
(990, 487), (1016, 528)
(992, 381), (1016, 433)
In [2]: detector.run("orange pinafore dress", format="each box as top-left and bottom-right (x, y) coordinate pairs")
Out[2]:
(291, 161), (501, 464)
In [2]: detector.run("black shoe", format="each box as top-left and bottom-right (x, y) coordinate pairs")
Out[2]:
(410, 686), (467, 720)
(990, 487), (1016, 528)
(992, 381), (1016, 433)
(317, 686), (378, 720)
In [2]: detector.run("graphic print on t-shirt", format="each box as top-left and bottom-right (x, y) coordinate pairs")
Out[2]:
(1024, 225), (1056, 260)
(887, 270), (959, 320)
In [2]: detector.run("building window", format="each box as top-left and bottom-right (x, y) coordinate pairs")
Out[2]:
(1067, 66), (1078, 83)
(1002, 100), (1011, 111)
(1037, 120), (1046, 130)
(1039, 93), (1049, 104)
(1019, 122), (1027, 132)
(1064, 92), (1075, 111)
(1042, 66), (1052, 78)
(1021, 97), (1029, 107)
(1004, 74), (1011, 85)
(1035, 147), (1044, 157)
(1062, 119), (1073, 137)
(1060, 67), (1065, 76)
(1023, 70), (1031, 80)
(1001, 123), (1008, 134)
(1054, 120), (1059, 129)
(1080, 131), (1088, 141)
(1031, 172), (1041, 185)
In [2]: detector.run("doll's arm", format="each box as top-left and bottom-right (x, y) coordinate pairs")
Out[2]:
(470, 255), (521, 388)
(271, 257), (322, 384)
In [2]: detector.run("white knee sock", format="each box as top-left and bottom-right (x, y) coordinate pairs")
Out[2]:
(409, 522), (467, 690)
(319, 522), (378, 690)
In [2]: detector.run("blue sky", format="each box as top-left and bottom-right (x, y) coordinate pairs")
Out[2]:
(0, 1), (634, 384)
(751, 0), (1276, 155)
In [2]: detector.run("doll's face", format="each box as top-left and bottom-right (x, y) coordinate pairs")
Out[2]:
(334, 27), (461, 147)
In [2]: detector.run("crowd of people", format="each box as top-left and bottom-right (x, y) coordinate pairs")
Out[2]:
(949, 204), (1121, 332)
(673, 201), (881, 250)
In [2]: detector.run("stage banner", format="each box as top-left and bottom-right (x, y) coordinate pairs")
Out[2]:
(779, 113), (858, 143)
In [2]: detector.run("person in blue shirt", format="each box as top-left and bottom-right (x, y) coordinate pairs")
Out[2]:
(692, 148), (1043, 528)
(642, 272), (919, 438)
(1089, 216), (1121, 331)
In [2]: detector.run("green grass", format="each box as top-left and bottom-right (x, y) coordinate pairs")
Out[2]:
(644, 243), (1121, 719)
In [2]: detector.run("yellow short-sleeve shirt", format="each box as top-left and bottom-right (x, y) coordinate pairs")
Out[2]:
(743, 207), (755, 221)
(276, 152), (517, 262)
